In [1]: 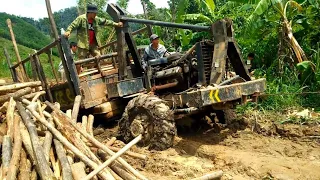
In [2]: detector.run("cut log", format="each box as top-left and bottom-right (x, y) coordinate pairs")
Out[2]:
(30, 168), (37, 180)
(31, 91), (45, 103)
(108, 167), (124, 180)
(46, 101), (147, 179)
(82, 115), (88, 142)
(18, 148), (31, 180)
(53, 139), (73, 180)
(20, 121), (36, 163)
(6, 114), (22, 180)
(20, 125), (39, 180)
(6, 97), (16, 138)
(190, 170), (224, 180)
(49, 148), (61, 179)
(2, 135), (12, 177)
(51, 111), (115, 180)
(82, 115), (88, 132)
(0, 122), (7, 144)
(46, 102), (147, 180)
(71, 95), (82, 123)
(66, 109), (72, 118)
(106, 137), (117, 146)
(22, 91), (46, 100)
(0, 81), (41, 92)
(0, 101), (8, 113)
(42, 118), (54, 162)
(111, 163), (136, 180)
(87, 114), (94, 136)
(6, 18), (28, 82)
(20, 98), (52, 118)
(71, 162), (87, 180)
(83, 134), (143, 180)
(16, 102), (55, 180)
(0, 87), (32, 103)
(26, 104), (115, 180)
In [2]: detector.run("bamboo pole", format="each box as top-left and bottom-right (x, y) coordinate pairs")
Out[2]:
(45, 101), (147, 180)
(26, 104), (114, 180)
(6, 19), (28, 82)
(83, 135), (143, 180)
(6, 114), (22, 180)
(16, 102), (55, 180)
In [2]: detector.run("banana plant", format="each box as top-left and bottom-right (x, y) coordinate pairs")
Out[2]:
(230, 0), (308, 67)
(170, 0), (215, 50)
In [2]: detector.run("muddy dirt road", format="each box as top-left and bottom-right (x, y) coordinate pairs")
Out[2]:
(95, 115), (320, 180)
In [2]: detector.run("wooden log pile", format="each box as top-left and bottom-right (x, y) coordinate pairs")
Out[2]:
(0, 82), (148, 180)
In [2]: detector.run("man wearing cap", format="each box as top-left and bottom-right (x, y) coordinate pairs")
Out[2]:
(142, 34), (168, 70)
(64, 4), (123, 63)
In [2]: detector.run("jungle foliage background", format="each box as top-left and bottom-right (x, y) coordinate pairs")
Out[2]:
(0, 0), (320, 113)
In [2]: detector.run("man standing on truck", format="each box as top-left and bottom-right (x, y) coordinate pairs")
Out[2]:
(142, 34), (169, 70)
(64, 4), (123, 73)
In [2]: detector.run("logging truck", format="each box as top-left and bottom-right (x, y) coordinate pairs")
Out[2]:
(6, 4), (266, 150)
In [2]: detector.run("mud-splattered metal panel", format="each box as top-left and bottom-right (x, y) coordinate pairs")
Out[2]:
(106, 77), (145, 99)
(80, 76), (107, 109)
(174, 78), (266, 108)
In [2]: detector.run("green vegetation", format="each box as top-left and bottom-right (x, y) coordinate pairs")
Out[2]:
(0, 13), (51, 50)
(21, 7), (78, 36)
(0, 37), (60, 79)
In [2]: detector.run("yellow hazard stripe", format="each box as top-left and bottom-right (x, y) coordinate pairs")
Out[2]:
(214, 89), (221, 102)
(209, 90), (215, 103)
(209, 89), (221, 103)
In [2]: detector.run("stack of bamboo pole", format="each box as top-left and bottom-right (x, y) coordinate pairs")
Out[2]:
(0, 82), (148, 180)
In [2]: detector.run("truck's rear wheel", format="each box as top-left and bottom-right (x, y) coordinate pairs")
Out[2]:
(118, 94), (176, 150)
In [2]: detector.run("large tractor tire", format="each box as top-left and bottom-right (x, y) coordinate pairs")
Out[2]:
(118, 94), (177, 150)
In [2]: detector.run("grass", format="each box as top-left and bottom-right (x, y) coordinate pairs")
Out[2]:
(0, 37), (60, 80)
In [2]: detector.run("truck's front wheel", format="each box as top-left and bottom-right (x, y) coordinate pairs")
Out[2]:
(118, 94), (176, 150)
